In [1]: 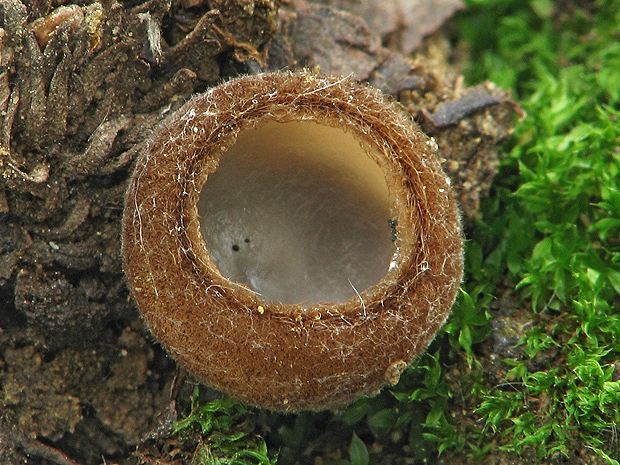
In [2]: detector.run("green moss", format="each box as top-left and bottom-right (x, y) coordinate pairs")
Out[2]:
(172, 388), (277, 465)
(408, 0), (620, 462)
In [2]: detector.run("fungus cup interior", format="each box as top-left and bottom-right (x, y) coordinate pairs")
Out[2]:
(198, 121), (397, 305)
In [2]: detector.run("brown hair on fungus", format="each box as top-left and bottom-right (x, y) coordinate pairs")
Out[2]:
(122, 70), (464, 412)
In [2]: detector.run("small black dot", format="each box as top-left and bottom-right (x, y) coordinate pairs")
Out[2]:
(232, 244), (240, 251)
(388, 219), (398, 242)
(244, 238), (250, 243)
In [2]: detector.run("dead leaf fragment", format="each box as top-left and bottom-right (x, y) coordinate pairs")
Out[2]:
(308, 0), (464, 53)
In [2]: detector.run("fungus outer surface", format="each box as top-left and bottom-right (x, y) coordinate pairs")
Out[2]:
(122, 70), (464, 411)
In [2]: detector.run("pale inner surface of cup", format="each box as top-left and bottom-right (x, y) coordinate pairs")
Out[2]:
(198, 121), (396, 305)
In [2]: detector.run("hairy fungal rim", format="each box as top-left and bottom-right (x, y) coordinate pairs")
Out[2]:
(122, 71), (464, 411)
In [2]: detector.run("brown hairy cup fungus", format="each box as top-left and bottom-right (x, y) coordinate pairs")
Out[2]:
(122, 70), (464, 411)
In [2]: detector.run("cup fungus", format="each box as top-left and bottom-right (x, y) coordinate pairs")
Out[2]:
(122, 70), (464, 411)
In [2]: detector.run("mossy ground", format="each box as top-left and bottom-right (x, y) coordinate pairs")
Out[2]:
(452, 0), (620, 462)
(167, 1), (620, 463)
